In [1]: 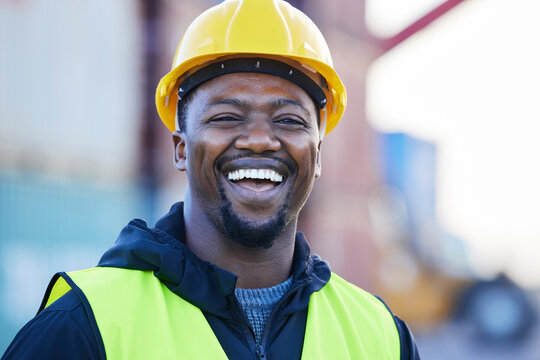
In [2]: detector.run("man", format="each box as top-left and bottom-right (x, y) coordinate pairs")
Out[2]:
(3, 0), (419, 359)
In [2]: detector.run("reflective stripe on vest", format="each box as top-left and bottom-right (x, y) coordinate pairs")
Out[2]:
(44, 267), (400, 359)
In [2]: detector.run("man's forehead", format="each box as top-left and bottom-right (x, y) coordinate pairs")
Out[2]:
(194, 73), (317, 112)
(201, 95), (313, 117)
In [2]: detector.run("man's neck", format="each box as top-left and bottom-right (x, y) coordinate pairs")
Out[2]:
(182, 198), (296, 289)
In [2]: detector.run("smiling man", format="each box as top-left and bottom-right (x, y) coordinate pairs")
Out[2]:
(3, 0), (419, 359)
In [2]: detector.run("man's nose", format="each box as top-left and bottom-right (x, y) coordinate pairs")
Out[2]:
(234, 119), (281, 153)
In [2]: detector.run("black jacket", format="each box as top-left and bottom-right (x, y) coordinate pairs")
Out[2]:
(3, 202), (420, 359)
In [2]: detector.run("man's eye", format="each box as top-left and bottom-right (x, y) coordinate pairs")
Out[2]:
(275, 118), (305, 126)
(211, 116), (240, 122)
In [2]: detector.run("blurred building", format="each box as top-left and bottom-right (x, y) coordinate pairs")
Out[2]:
(0, 0), (145, 350)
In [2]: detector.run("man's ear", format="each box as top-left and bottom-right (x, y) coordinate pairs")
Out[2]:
(172, 131), (187, 171)
(315, 140), (322, 178)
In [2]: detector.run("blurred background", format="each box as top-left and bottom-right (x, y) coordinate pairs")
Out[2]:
(1, 0), (539, 358)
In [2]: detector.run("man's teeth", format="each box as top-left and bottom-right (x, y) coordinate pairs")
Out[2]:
(227, 169), (283, 183)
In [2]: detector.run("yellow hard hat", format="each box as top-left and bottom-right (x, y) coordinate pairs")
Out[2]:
(155, 0), (347, 136)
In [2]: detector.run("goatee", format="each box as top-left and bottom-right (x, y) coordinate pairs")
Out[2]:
(218, 185), (291, 249)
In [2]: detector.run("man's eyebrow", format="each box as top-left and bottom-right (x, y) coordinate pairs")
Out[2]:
(202, 97), (311, 115)
(269, 98), (310, 115)
(203, 98), (249, 111)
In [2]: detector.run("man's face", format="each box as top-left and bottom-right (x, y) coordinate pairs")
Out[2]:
(174, 72), (321, 248)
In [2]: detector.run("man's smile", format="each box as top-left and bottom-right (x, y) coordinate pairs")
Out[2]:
(219, 157), (292, 202)
(227, 168), (284, 192)
(227, 168), (283, 183)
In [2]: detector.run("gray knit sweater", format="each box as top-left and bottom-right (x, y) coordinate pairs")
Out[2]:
(235, 277), (293, 346)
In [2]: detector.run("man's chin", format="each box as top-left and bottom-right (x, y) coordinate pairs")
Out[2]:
(220, 201), (287, 249)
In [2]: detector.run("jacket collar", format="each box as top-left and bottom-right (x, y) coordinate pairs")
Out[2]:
(98, 202), (330, 318)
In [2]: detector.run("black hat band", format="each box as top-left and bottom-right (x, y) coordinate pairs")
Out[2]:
(177, 58), (327, 108)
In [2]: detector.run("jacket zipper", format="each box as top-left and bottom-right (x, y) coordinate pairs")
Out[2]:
(257, 278), (311, 359)
(230, 294), (260, 358)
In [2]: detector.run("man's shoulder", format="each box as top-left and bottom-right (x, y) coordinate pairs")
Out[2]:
(2, 290), (100, 359)
(42, 287), (86, 313)
(325, 272), (388, 309)
(68, 266), (149, 284)
(323, 272), (421, 360)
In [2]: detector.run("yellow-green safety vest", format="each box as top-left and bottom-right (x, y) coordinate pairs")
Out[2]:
(44, 267), (401, 359)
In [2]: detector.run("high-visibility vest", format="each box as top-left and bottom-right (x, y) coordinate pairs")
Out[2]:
(44, 267), (400, 359)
